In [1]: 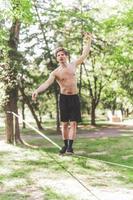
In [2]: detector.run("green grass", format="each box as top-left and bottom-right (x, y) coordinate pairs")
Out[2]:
(0, 127), (5, 135)
(20, 126), (133, 180)
(74, 136), (133, 184)
(0, 151), (9, 157)
(28, 134), (133, 183)
(43, 187), (76, 200)
(0, 192), (29, 200)
(0, 123), (133, 199)
(9, 168), (31, 179)
(20, 128), (57, 137)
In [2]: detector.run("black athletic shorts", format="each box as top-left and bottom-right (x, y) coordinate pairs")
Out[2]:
(59, 94), (81, 122)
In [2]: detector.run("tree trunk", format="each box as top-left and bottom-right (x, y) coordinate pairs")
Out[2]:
(4, 19), (22, 144)
(126, 108), (129, 117)
(19, 86), (43, 130)
(5, 87), (22, 144)
(34, 3), (60, 132)
(22, 100), (26, 128)
(91, 100), (96, 125)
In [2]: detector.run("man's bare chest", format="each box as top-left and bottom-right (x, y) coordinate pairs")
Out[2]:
(56, 67), (76, 81)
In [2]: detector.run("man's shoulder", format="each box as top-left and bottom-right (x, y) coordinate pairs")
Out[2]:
(69, 61), (77, 68)
(51, 67), (60, 76)
(54, 66), (60, 72)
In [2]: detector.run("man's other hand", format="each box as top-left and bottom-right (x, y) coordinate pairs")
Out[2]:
(32, 91), (38, 101)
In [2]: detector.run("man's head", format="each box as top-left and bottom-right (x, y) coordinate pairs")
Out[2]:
(55, 47), (69, 64)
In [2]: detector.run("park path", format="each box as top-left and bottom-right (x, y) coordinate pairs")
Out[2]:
(0, 123), (133, 141)
(77, 123), (133, 138)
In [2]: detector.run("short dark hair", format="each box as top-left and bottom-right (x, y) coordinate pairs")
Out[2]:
(54, 47), (69, 57)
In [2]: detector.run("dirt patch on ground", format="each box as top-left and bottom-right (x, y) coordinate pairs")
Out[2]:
(0, 123), (133, 142)
(77, 124), (133, 138)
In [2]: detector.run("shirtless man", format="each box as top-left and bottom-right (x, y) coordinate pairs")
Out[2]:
(32, 32), (92, 154)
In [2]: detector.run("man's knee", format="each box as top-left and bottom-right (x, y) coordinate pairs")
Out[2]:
(70, 121), (77, 128)
(62, 122), (69, 129)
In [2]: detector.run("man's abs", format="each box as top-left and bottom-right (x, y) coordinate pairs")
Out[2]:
(60, 88), (78, 95)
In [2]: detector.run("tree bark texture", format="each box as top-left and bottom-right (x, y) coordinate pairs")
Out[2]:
(4, 20), (22, 144)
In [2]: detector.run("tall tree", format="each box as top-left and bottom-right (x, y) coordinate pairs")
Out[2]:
(5, 18), (21, 143)
(0, 0), (33, 143)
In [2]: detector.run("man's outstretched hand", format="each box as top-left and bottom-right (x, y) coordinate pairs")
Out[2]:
(32, 91), (38, 101)
(83, 32), (93, 41)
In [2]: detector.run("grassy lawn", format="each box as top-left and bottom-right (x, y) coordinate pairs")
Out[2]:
(26, 132), (133, 183)
(21, 123), (133, 185)
(0, 123), (133, 200)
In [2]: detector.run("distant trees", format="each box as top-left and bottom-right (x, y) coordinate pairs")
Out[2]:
(0, 0), (133, 144)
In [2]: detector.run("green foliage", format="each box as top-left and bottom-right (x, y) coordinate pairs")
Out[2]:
(10, 0), (34, 23)
(0, 29), (9, 49)
(119, 68), (133, 99)
(102, 16), (119, 34)
(0, 0), (34, 110)
(0, 0), (133, 121)
(121, 8), (133, 29)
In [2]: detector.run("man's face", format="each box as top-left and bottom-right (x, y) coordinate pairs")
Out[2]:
(56, 51), (68, 64)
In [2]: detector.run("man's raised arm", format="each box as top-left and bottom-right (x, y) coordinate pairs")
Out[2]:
(75, 32), (92, 66)
(32, 72), (55, 101)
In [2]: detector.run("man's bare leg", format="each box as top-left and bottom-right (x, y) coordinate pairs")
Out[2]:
(59, 122), (69, 154)
(67, 121), (77, 154)
(69, 121), (77, 139)
(62, 122), (69, 140)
